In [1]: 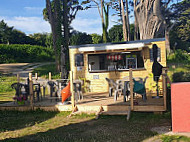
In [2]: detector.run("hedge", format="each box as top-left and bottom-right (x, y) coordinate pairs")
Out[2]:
(0, 44), (54, 63)
(172, 71), (190, 82)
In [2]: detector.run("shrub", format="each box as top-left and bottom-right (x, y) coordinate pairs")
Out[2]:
(0, 44), (54, 63)
(167, 49), (190, 64)
(172, 71), (190, 82)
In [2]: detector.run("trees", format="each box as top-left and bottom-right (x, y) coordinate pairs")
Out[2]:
(91, 33), (102, 44)
(0, 20), (52, 46)
(82, 0), (110, 43)
(70, 31), (92, 45)
(169, 0), (190, 51)
(120, 0), (130, 41)
(0, 20), (13, 44)
(29, 33), (48, 47)
(111, 0), (130, 41)
(108, 24), (123, 42)
(133, 0), (165, 40)
(45, 0), (62, 72)
(108, 24), (134, 42)
(44, 0), (82, 77)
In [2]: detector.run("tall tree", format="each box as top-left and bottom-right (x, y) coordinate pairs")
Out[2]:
(125, 0), (130, 41)
(0, 20), (13, 44)
(45, 0), (62, 71)
(133, 0), (165, 40)
(111, 0), (131, 41)
(44, 0), (82, 77)
(120, 0), (130, 41)
(82, 0), (110, 43)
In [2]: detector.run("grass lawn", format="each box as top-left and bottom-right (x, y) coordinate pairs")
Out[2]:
(0, 110), (188, 142)
(0, 76), (18, 104)
(32, 63), (60, 79)
(0, 92), (15, 104)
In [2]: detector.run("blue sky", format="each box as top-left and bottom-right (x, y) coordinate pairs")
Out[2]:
(0, 0), (117, 35)
(0, 0), (180, 35)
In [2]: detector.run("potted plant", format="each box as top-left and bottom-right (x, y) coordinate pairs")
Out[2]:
(13, 95), (27, 105)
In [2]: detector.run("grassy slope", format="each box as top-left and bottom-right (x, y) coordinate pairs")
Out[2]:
(32, 63), (60, 79)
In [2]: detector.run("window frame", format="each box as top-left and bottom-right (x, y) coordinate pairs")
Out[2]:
(87, 51), (145, 72)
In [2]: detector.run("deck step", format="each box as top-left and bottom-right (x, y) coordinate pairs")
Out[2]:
(102, 111), (129, 115)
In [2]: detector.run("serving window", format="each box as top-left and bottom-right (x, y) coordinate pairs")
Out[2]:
(88, 51), (144, 72)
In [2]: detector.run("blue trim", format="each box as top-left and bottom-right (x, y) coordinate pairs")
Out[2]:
(69, 38), (165, 49)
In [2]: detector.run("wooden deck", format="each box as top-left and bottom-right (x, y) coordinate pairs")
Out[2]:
(0, 92), (166, 113)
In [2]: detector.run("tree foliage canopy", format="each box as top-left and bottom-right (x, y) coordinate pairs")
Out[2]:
(169, 0), (190, 51)
(70, 31), (92, 45)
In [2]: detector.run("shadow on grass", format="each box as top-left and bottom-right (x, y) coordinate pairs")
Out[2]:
(0, 101), (12, 104)
(0, 110), (58, 133)
(1, 112), (171, 142)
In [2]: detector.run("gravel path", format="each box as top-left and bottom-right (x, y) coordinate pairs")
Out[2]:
(0, 62), (54, 78)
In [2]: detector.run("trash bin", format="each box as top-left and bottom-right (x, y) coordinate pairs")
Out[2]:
(171, 82), (190, 132)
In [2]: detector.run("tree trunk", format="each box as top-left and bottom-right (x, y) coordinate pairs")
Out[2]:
(46, 0), (61, 72)
(133, 0), (165, 40)
(133, 1), (139, 40)
(125, 0), (130, 41)
(165, 29), (170, 55)
(62, 0), (70, 78)
(101, 0), (107, 43)
(121, 0), (127, 41)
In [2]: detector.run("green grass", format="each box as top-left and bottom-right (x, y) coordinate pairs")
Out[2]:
(161, 135), (190, 142)
(0, 76), (18, 104)
(0, 111), (174, 142)
(0, 92), (15, 103)
(32, 64), (60, 79)
(0, 76), (18, 93)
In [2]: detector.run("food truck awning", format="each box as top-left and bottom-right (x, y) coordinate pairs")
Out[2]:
(69, 38), (165, 52)
(78, 43), (145, 52)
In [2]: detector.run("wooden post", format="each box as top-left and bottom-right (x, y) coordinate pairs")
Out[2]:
(162, 68), (167, 110)
(35, 73), (38, 80)
(17, 73), (20, 83)
(60, 72), (62, 78)
(49, 72), (51, 81)
(129, 68), (134, 110)
(29, 73), (33, 108)
(70, 71), (75, 109)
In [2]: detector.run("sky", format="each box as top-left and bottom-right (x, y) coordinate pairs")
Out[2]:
(0, 0), (118, 35)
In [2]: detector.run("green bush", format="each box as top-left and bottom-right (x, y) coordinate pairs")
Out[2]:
(167, 49), (190, 64)
(172, 71), (190, 82)
(0, 44), (54, 63)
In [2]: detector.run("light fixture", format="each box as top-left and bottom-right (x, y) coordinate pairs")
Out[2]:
(121, 52), (131, 54)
